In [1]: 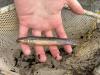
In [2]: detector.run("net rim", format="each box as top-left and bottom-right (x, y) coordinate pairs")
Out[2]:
(0, 4), (15, 14)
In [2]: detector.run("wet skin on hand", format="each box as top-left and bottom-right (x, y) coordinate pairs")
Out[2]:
(14, 0), (84, 62)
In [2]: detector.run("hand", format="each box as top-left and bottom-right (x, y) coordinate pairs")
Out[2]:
(14, 0), (84, 62)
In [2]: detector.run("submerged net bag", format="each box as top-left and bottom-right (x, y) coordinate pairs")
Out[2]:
(0, 4), (19, 72)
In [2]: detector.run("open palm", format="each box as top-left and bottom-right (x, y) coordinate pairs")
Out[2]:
(14, 0), (84, 62)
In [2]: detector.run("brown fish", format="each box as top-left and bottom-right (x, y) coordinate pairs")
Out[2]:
(16, 36), (78, 46)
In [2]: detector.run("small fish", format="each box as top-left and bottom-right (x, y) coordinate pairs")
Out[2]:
(16, 36), (78, 46)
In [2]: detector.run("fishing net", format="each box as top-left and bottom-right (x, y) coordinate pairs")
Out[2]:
(0, 0), (99, 74)
(0, 4), (19, 73)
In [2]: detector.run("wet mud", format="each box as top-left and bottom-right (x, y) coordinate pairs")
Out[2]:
(13, 29), (100, 75)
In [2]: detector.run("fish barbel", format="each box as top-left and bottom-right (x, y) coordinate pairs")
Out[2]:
(16, 36), (78, 46)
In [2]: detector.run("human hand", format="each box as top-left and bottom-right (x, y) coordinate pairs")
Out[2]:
(14, 0), (84, 62)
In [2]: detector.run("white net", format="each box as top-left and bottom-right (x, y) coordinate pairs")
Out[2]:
(0, 3), (98, 74)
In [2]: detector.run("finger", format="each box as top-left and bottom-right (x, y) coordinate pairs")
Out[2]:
(32, 30), (46, 62)
(19, 25), (31, 55)
(67, 0), (84, 14)
(45, 30), (62, 61)
(56, 24), (72, 54)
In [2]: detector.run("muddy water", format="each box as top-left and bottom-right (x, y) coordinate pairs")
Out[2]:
(13, 29), (100, 75)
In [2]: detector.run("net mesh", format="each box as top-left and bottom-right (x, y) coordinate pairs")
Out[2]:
(0, 4), (97, 50)
(0, 3), (97, 72)
(62, 9), (97, 38)
(0, 4), (19, 71)
(0, 9), (19, 49)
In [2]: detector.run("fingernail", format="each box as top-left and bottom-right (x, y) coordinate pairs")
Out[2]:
(67, 49), (72, 54)
(64, 45), (72, 54)
(23, 50), (31, 56)
(55, 54), (62, 61)
(38, 54), (47, 63)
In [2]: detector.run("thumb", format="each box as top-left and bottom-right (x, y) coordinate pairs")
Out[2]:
(67, 0), (84, 15)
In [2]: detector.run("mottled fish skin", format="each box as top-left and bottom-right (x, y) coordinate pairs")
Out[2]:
(16, 36), (78, 45)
